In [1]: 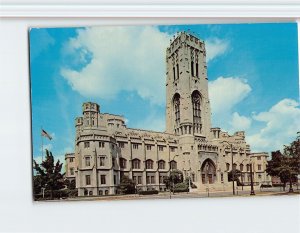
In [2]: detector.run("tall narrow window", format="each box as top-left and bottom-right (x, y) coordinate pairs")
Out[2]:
(173, 66), (176, 81)
(192, 91), (201, 133)
(85, 157), (91, 167)
(101, 175), (106, 184)
(132, 159), (140, 169)
(85, 175), (91, 185)
(173, 93), (180, 126)
(196, 62), (199, 77)
(176, 64), (179, 79)
(191, 61), (194, 76)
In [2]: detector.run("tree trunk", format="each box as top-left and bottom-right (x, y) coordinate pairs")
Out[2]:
(289, 178), (294, 193)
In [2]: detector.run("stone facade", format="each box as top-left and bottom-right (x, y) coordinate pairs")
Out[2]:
(65, 32), (271, 196)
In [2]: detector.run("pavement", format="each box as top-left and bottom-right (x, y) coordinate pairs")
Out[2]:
(57, 187), (300, 202)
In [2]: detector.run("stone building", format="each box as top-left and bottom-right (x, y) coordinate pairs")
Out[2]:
(65, 32), (271, 196)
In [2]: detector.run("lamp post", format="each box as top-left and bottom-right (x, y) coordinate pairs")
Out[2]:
(249, 161), (255, 195)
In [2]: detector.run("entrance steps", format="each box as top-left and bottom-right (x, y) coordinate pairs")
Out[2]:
(191, 182), (235, 193)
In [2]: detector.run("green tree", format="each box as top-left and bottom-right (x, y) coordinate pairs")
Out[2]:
(118, 176), (136, 194)
(33, 149), (65, 199)
(266, 150), (297, 192)
(228, 169), (242, 185)
(164, 169), (183, 191)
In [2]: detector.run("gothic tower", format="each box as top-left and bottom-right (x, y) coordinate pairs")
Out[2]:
(165, 32), (212, 140)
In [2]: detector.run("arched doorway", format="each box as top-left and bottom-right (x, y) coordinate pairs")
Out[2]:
(201, 159), (216, 184)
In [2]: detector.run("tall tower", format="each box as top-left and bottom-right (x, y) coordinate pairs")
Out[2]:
(165, 32), (212, 139)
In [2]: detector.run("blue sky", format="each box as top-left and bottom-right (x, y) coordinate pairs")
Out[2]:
(30, 23), (300, 165)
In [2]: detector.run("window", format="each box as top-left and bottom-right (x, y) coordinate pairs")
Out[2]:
(70, 167), (74, 175)
(173, 93), (180, 125)
(99, 141), (105, 148)
(221, 173), (224, 182)
(99, 157), (105, 166)
(196, 62), (199, 77)
(226, 163), (230, 171)
(101, 175), (106, 184)
(138, 176), (142, 184)
(112, 158), (115, 167)
(176, 63), (179, 79)
(158, 160), (165, 169)
(89, 191), (93, 196)
(146, 160), (154, 169)
(159, 146), (164, 151)
(85, 157), (91, 166)
(99, 190), (103, 195)
(119, 158), (127, 169)
(146, 145), (152, 150)
(191, 61), (194, 76)
(173, 66), (176, 81)
(247, 164), (250, 172)
(114, 175), (116, 184)
(84, 142), (90, 148)
(257, 156), (261, 160)
(258, 174), (262, 179)
(192, 173), (195, 182)
(170, 160), (177, 170)
(85, 175), (91, 185)
(69, 158), (74, 162)
(258, 164), (262, 171)
(240, 164), (244, 172)
(132, 159), (140, 169)
(159, 175), (164, 184)
(192, 91), (201, 133)
(146, 175), (155, 184)
(132, 143), (139, 149)
(118, 142), (124, 148)
(170, 147), (175, 152)
(233, 163), (237, 170)
(105, 190), (109, 195)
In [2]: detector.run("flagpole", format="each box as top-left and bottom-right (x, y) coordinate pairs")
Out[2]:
(41, 126), (44, 162)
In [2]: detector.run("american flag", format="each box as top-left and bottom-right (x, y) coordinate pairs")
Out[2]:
(41, 129), (52, 140)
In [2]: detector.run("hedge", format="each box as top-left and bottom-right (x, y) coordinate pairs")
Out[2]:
(138, 190), (159, 195)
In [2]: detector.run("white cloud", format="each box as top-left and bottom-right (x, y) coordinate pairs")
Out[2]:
(61, 26), (170, 106)
(230, 112), (252, 132)
(209, 76), (252, 115)
(61, 27), (230, 106)
(205, 38), (229, 62)
(247, 99), (300, 152)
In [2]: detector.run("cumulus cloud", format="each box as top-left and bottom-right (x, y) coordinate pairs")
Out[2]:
(205, 38), (230, 62)
(61, 26), (230, 106)
(61, 26), (170, 105)
(230, 112), (252, 132)
(209, 76), (252, 115)
(247, 99), (300, 152)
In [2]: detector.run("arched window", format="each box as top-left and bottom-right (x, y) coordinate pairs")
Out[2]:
(233, 163), (237, 170)
(119, 158), (127, 169)
(170, 160), (177, 170)
(226, 163), (230, 171)
(158, 160), (165, 169)
(173, 93), (180, 126)
(240, 164), (244, 172)
(132, 159), (140, 169)
(192, 91), (201, 133)
(145, 159), (154, 169)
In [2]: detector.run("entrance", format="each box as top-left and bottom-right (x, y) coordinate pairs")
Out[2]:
(201, 159), (216, 184)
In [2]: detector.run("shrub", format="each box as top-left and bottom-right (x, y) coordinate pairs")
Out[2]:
(138, 190), (159, 195)
(173, 182), (189, 193)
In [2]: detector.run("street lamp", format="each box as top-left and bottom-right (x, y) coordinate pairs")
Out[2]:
(223, 141), (235, 195)
(169, 154), (179, 199)
(241, 157), (255, 195)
